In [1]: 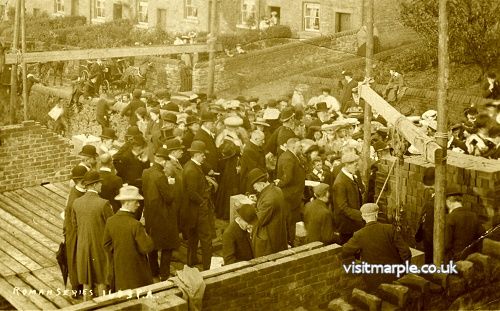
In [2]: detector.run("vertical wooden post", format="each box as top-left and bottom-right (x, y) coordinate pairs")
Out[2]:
(207, 0), (218, 98)
(20, 0), (28, 121)
(9, 0), (20, 124)
(434, 0), (449, 265)
(361, 0), (374, 198)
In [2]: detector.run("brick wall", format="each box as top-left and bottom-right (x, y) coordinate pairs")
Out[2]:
(0, 121), (79, 192)
(192, 30), (359, 93)
(375, 154), (500, 238)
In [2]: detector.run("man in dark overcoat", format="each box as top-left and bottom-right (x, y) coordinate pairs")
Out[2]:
(332, 153), (364, 244)
(415, 167), (435, 264)
(303, 183), (336, 245)
(98, 153), (123, 213)
(72, 170), (114, 300)
(182, 141), (215, 270)
(342, 203), (411, 291)
(142, 145), (180, 281)
(264, 107), (296, 158)
(121, 89), (146, 126)
(239, 129), (266, 193)
(222, 204), (256, 265)
(340, 71), (358, 114)
(180, 115), (200, 165)
(103, 185), (154, 291)
(144, 107), (162, 162)
(63, 165), (87, 297)
(276, 137), (306, 246)
(193, 111), (219, 174)
(445, 190), (484, 261)
(248, 168), (288, 257)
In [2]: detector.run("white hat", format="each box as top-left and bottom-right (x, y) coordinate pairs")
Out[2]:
(115, 185), (144, 201)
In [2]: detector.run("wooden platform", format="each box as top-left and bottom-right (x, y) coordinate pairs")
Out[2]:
(0, 181), (76, 310)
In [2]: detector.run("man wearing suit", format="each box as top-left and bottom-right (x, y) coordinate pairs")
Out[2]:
(342, 203), (411, 290)
(264, 107), (297, 159)
(72, 171), (114, 300)
(98, 154), (123, 213)
(445, 190), (484, 261)
(182, 141), (215, 270)
(222, 204), (256, 265)
(95, 93), (114, 133)
(340, 71), (358, 114)
(303, 183), (336, 245)
(121, 89), (146, 126)
(142, 145), (180, 281)
(482, 72), (500, 99)
(248, 168), (288, 257)
(193, 111), (219, 174)
(103, 185), (154, 291)
(240, 130), (266, 193)
(276, 138), (306, 246)
(332, 153), (364, 244)
(145, 107), (162, 163)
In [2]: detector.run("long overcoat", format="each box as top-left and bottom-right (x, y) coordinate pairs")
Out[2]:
(181, 159), (210, 234)
(142, 163), (180, 250)
(193, 129), (219, 173)
(164, 157), (186, 233)
(99, 169), (123, 213)
(252, 184), (288, 257)
(63, 186), (85, 289)
(103, 211), (154, 291)
(276, 150), (306, 211)
(332, 170), (364, 234)
(72, 191), (113, 285)
(239, 141), (266, 192)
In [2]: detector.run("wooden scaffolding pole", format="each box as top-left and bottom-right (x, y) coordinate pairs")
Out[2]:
(9, 0), (20, 124)
(361, 0), (374, 198)
(433, 0), (449, 265)
(207, 0), (218, 98)
(20, 0), (27, 121)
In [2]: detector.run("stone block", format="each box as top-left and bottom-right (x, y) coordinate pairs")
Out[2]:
(380, 301), (401, 311)
(466, 253), (491, 281)
(456, 260), (477, 288)
(377, 284), (409, 307)
(351, 288), (382, 311)
(482, 239), (500, 261)
(328, 298), (354, 311)
(445, 275), (466, 298)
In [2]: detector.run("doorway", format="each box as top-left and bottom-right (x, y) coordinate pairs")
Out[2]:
(268, 6), (280, 21)
(335, 12), (352, 32)
(157, 9), (167, 31)
(71, 0), (79, 16)
(113, 3), (123, 20)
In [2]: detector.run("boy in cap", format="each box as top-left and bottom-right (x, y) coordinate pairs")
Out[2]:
(342, 203), (411, 290)
(103, 185), (154, 291)
(303, 183), (336, 245)
(222, 204), (256, 265)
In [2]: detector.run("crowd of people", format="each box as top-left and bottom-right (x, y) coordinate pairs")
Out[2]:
(61, 68), (499, 300)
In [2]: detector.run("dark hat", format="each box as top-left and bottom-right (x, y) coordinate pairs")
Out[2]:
(187, 140), (208, 154)
(165, 138), (184, 151)
(132, 89), (142, 98)
(71, 165), (88, 181)
(304, 144), (319, 154)
(267, 99), (278, 108)
(186, 115), (199, 125)
(165, 102), (180, 112)
(221, 145), (238, 160)
(79, 145), (98, 158)
(248, 97), (259, 103)
(155, 145), (170, 158)
(320, 87), (331, 93)
(446, 186), (463, 198)
(280, 107), (295, 122)
(100, 128), (117, 140)
(237, 204), (257, 224)
(135, 106), (147, 117)
(148, 99), (160, 108)
(252, 104), (262, 112)
(235, 95), (248, 103)
(82, 170), (102, 186)
(150, 107), (160, 115)
(450, 123), (463, 131)
(313, 183), (329, 197)
(200, 111), (217, 122)
(373, 141), (389, 152)
(422, 167), (435, 187)
(161, 128), (176, 140)
(126, 126), (142, 137)
(247, 168), (268, 186)
(154, 89), (171, 100)
(316, 102), (328, 112)
(162, 112), (178, 124)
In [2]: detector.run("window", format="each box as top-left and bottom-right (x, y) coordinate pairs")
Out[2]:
(138, 1), (148, 23)
(95, 0), (105, 18)
(240, 0), (256, 27)
(304, 3), (320, 31)
(54, 0), (64, 14)
(184, 0), (197, 19)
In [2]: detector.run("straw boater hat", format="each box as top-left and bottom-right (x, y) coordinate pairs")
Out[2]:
(115, 185), (144, 201)
(224, 116), (243, 127)
(79, 145), (98, 158)
(188, 140), (208, 154)
(253, 117), (270, 127)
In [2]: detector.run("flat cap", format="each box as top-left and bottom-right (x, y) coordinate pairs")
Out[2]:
(313, 183), (329, 197)
(341, 153), (360, 164)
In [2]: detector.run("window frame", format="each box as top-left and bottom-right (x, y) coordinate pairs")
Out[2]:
(138, 0), (149, 24)
(184, 0), (198, 20)
(239, 0), (256, 28)
(95, 0), (106, 19)
(54, 0), (64, 14)
(303, 2), (320, 32)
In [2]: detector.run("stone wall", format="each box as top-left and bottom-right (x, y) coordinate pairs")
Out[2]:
(0, 121), (80, 192)
(140, 56), (184, 93)
(192, 30), (359, 93)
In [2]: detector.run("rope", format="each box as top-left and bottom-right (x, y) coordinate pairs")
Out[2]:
(376, 159), (396, 205)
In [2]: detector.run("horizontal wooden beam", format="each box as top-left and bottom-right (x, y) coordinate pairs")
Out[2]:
(360, 85), (442, 163)
(5, 43), (221, 64)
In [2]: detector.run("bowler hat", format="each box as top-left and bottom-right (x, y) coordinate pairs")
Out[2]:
(187, 140), (208, 154)
(132, 89), (142, 98)
(237, 204), (257, 224)
(316, 102), (328, 112)
(115, 185), (144, 201)
(341, 153), (360, 164)
(220, 144), (238, 160)
(82, 170), (102, 186)
(422, 167), (435, 187)
(165, 102), (180, 112)
(162, 112), (178, 124)
(360, 203), (379, 216)
(446, 187), (463, 198)
(71, 165), (88, 181)
(100, 128), (117, 140)
(280, 107), (295, 122)
(200, 111), (217, 122)
(155, 145), (170, 158)
(185, 115), (199, 125)
(313, 183), (329, 197)
(247, 168), (268, 186)
(79, 145), (98, 158)
(126, 126), (142, 137)
(373, 141), (389, 152)
(165, 138), (185, 151)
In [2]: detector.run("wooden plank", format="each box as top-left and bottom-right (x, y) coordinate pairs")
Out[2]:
(0, 277), (39, 311)
(54, 182), (72, 194)
(0, 260), (17, 277)
(0, 212), (57, 261)
(0, 226), (53, 268)
(5, 43), (219, 64)
(19, 188), (66, 219)
(0, 197), (61, 249)
(0, 194), (63, 239)
(18, 272), (72, 309)
(28, 186), (67, 206)
(4, 275), (59, 310)
(31, 267), (72, 301)
(0, 248), (30, 275)
(43, 183), (70, 199)
(0, 227), (45, 271)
